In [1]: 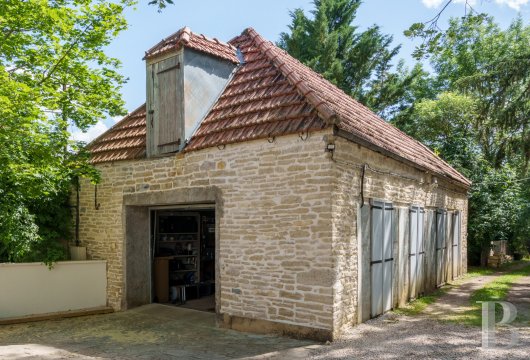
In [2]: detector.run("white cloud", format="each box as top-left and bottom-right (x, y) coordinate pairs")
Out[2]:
(421, 0), (444, 8)
(70, 121), (109, 143)
(422, 0), (528, 10)
(422, 0), (475, 9)
(495, 0), (529, 10)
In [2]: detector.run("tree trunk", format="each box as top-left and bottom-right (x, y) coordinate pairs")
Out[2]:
(480, 246), (490, 267)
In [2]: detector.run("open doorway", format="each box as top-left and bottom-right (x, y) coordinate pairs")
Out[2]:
(151, 208), (216, 312)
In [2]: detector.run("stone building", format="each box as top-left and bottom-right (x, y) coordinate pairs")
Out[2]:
(78, 27), (470, 340)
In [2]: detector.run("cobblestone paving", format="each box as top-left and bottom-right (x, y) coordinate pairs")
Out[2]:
(0, 304), (317, 359)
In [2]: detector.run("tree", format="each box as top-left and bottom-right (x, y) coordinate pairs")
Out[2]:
(397, 14), (530, 265)
(278, 0), (418, 119)
(403, 92), (480, 174)
(0, 0), (131, 262)
(404, 0), (483, 60)
(404, 92), (529, 265)
(431, 16), (530, 169)
(467, 166), (528, 265)
(407, 13), (530, 171)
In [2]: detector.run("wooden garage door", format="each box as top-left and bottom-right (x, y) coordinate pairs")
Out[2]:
(436, 209), (447, 287)
(409, 206), (425, 299)
(452, 211), (461, 279)
(371, 200), (394, 317)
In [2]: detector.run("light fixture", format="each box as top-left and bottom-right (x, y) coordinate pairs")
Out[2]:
(429, 176), (438, 190)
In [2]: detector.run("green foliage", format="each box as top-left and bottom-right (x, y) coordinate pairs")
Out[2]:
(467, 166), (527, 265)
(432, 16), (530, 169)
(396, 14), (530, 265)
(406, 14), (530, 170)
(400, 92), (481, 175)
(397, 92), (529, 265)
(0, 0), (131, 263)
(457, 261), (530, 326)
(513, 203), (530, 257)
(405, 13), (489, 60)
(148, 0), (174, 12)
(393, 288), (447, 316)
(278, 0), (419, 118)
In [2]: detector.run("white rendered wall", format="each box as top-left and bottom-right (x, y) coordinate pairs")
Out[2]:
(0, 260), (107, 319)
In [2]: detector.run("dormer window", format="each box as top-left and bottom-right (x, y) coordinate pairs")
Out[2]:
(144, 27), (239, 157)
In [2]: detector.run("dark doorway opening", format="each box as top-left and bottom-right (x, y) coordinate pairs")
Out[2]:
(151, 208), (216, 312)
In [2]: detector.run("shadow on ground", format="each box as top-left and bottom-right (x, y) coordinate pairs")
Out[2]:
(0, 304), (317, 360)
(307, 314), (530, 360)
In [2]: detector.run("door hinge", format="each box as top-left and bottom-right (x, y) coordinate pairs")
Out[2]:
(148, 110), (154, 127)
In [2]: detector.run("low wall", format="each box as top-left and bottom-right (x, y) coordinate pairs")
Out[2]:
(0, 260), (107, 319)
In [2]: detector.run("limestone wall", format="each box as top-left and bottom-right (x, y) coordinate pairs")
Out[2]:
(330, 136), (468, 334)
(77, 130), (335, 332)
(76, 129), (469, 339)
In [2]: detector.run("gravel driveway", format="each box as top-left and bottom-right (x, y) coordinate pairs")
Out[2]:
(303, 264), (530, 360)
(305, 313), (529, 360)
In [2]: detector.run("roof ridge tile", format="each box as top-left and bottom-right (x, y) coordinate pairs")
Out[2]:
(180, 26), (191, 44)
(144, 26), (238, 63)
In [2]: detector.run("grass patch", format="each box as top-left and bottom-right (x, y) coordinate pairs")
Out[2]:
(465, 259), (525, 278)
(393, 287), (448, 316)
(449, 261), (530, 326)
(466, 266), (495, 277)
(394, 260), (530, 318)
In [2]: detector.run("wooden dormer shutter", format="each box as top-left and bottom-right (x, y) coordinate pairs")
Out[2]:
(147, 54), (184, 156)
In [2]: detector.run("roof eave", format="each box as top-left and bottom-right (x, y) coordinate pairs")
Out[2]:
(333, 127), (471, 191)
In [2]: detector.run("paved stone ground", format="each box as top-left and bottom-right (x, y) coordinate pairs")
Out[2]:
(0, 304), (317, 360)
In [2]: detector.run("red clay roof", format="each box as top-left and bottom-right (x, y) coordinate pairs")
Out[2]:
(88, 104), (146, 164)
(144, 26), (239, 64)
(87, 27), (470, 187)
(238, 29), (471, 186)
(184, 30), (327, 152)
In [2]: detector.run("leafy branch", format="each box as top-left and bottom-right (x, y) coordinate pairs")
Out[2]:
(148, 0), (174, 12)
(404, 0), (484, 59)
(38, 23), (93, 86)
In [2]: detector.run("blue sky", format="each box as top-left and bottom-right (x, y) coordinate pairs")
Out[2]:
(72, 0), (530, 142)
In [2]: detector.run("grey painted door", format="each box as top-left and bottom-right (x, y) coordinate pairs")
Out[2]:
(417, 209), (425, 294)
(371, 201), (394, 317)
(452, 211), (461, 279)
(409, 206), (425, 299)
(409, 207), (418, 298)
(436, 209), (447, 287)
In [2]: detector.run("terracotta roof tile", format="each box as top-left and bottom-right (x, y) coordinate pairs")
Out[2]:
(144, 26), (238, 64)
(87, 104), (146, 164)
(238, 28), (470, 187)
(184, 31), (327, 151)
(88, 27), (470, 187)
